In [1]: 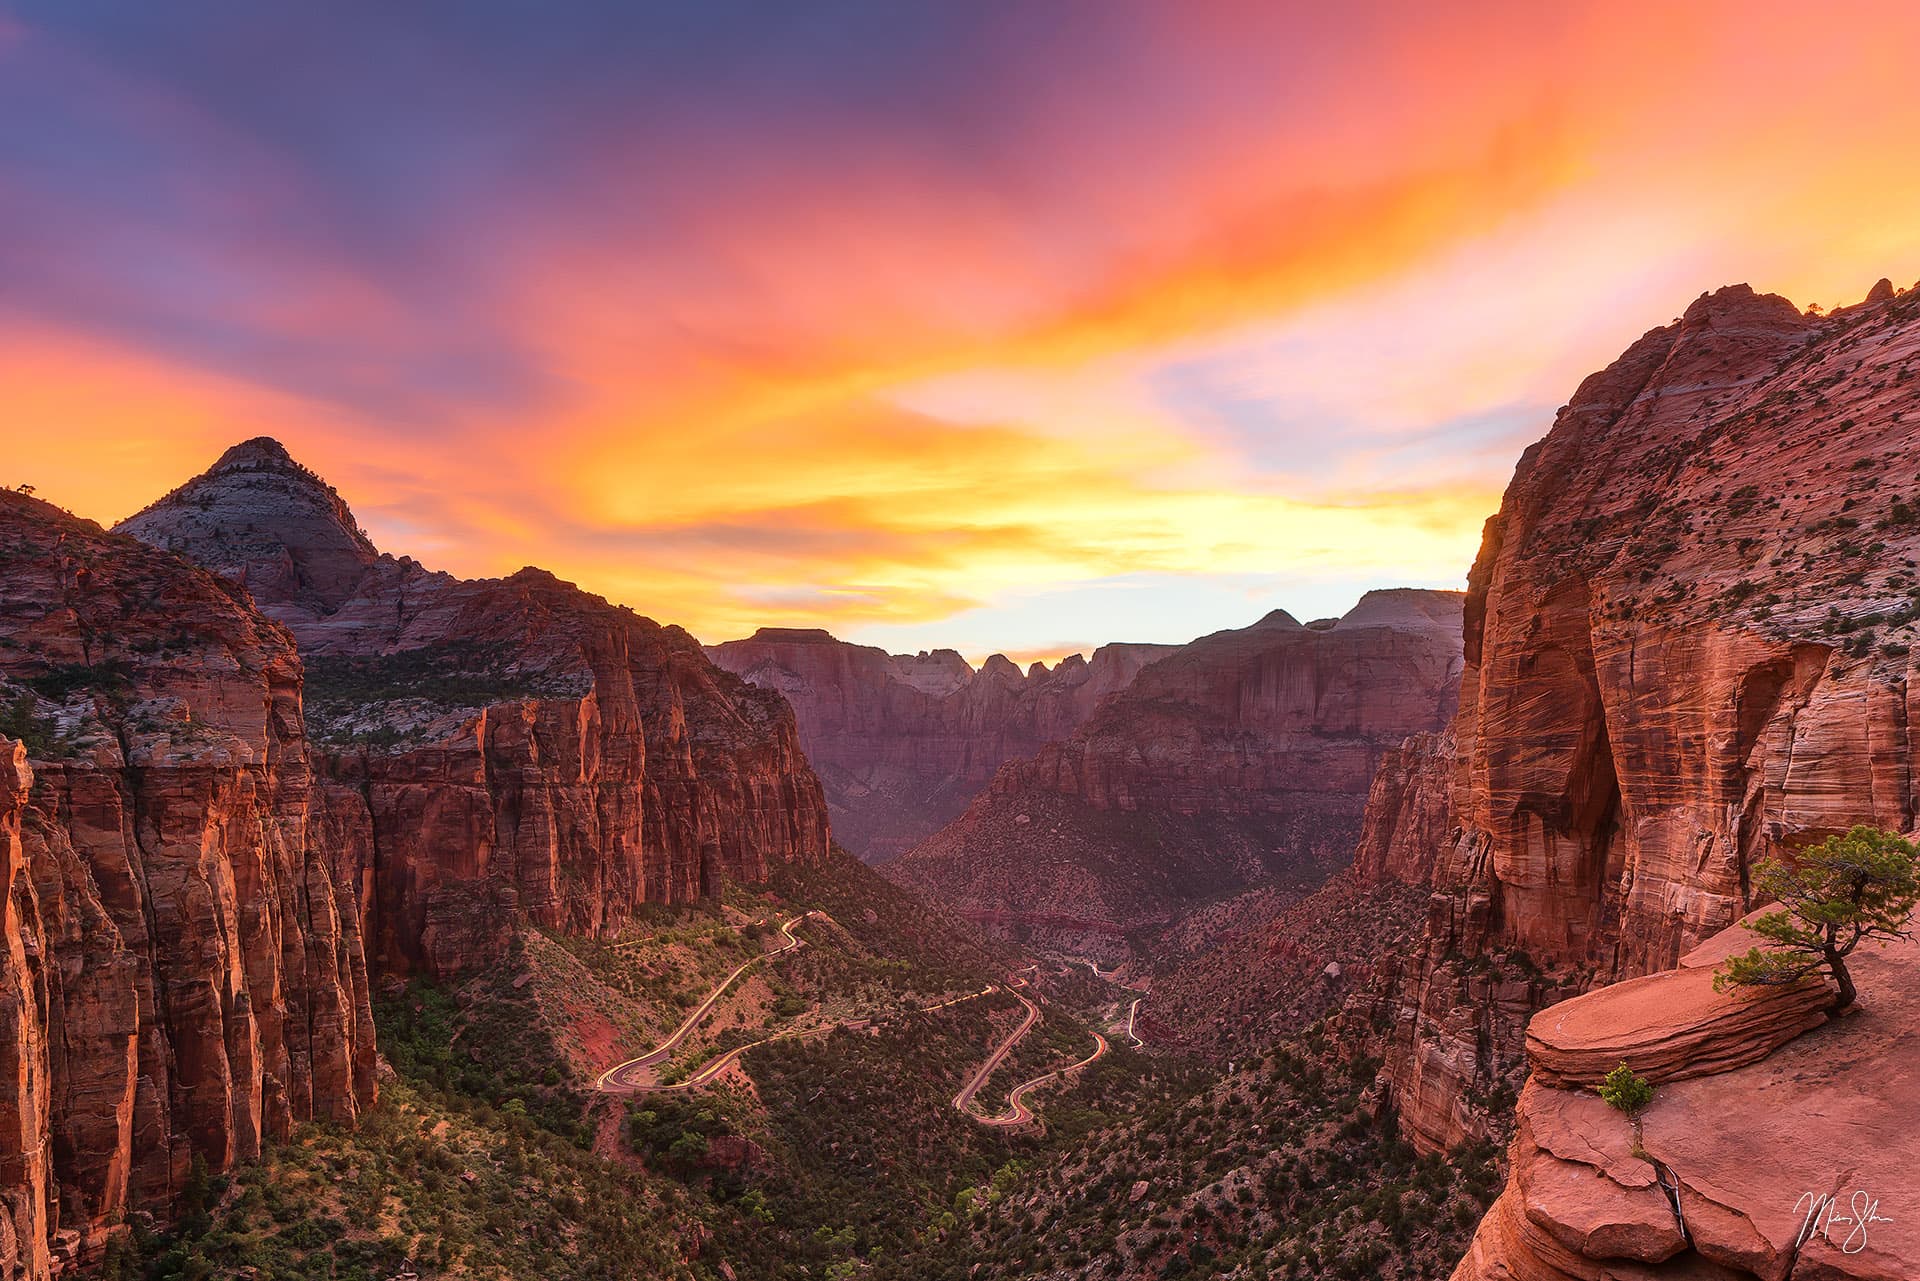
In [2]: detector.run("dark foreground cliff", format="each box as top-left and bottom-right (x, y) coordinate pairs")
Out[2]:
(120, 439), (831, 977)
(886, 589), (1464, 937)
(0, 493), (377, 1277)
(1342, 280), (1920, 1154)
(706, 628), (1176, 862)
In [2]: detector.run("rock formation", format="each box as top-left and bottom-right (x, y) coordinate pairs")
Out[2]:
(120, 439), (830, 977)
(1454, 916), (1917, 1280)
(705, 627), (1177, 861)
(0, 492), (377, 1277)
(886, 589), (1465, 935)
(1349, 280), (1920, 1154)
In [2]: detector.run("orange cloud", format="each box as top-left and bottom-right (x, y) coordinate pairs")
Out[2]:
(8, 2), (1920, 655)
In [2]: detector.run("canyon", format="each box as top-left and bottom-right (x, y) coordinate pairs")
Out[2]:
(885, 589), (1466, 939)
(706, 628), (1176, 862)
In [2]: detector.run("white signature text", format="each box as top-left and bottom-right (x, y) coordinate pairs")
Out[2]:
(1795, 1189), (1893, 1255)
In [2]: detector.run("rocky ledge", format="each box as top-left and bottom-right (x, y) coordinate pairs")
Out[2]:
(1454, 918), (1918, 1281)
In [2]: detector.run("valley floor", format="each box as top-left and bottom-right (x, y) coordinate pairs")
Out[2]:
(85, 851), (1496, 1281)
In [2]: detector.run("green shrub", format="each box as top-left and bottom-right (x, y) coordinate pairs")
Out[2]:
(1597, 1063), (1653, 1115)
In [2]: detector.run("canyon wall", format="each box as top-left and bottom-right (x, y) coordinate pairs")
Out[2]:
(120, 438), (831, 978)
(887, 589), (1465, 931)
(706, 627), (1177, 862)
(0, 493), (376, 1278)
(1354, 280), (1920, 1154)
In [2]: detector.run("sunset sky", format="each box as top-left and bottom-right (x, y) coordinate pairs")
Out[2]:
(5, 2), (1920, 662)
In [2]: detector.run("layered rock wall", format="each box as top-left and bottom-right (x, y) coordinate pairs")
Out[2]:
(888, 590), (1465, 927)
(0, 493), (376, 1277)
(706, 627), (1177, 861)
(1355, 281), (1920, 1153)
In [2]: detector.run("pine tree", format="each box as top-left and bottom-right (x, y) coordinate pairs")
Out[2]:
(1716, 825), (1920, 1011)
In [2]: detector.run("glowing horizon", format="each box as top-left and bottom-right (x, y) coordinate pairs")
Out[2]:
(5, 2), (1920, 662)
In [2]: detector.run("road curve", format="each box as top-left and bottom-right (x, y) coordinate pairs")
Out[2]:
(595, 914), (809, 1092)
(600, 983), (1000, 1095)
(951, 986), (1040, 1117)
(987, 1031), (1110, 1126)
(1124, 996), (1146, 1048)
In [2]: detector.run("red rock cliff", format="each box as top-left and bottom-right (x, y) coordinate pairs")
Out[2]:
(886, 589), (1464, 928)
(120, 439), (830, 977)
(1356, 280), (1920, 1153)
(705, 628), (1177, 862)
(0, 493), (376, 1277)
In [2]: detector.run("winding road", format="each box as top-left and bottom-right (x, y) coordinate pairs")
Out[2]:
(951, 984), (1040, 1117)
(952, 966), (1110, 1127)
(593, 932), (1110, 1125)
(1123, 996), (1146, 1048)
(595, 914), (810, 1092)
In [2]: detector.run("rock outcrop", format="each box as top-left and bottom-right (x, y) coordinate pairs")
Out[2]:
(886, 589), (1465, 932)
(1352, 280), (1920, 1153)
(0, 492), (376, 1277)
(1454, 917), (1918, 1280)
(120, 439), (830, 977)
(706, 628), (1177, 862)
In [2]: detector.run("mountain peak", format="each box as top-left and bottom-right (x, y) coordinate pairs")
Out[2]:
(116, 438), (378, 619)
(212, 435), (299, 471)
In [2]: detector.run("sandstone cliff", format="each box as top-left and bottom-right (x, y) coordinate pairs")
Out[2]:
(885, 589), (1464, 933)
(705, 628), (1177, 861)
(0, 493), (376, 1277)
(1454, 917), (1916, 1280)
(120, 439), (830, 977)
(1353, 280), (1920, 1153)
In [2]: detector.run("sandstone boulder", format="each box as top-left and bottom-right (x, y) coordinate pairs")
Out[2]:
(1453, 920), (1919, 1281)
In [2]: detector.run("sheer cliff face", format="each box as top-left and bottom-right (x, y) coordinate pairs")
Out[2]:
(1362, 280), (1920, 1153)
(885, 590), (1465, 929)
(705, 628), (1178, 862)
(120, 439), (830, 977)
(0, 494), (376, 1278)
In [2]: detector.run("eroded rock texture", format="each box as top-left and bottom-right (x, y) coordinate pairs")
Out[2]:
(1355, 280), (1920, 1153)
(0, 493), (376, 1277)
(1453, 918), (1917, 1280)
(120, 439), (830, 977)
(706, 628), (1177, 862)
(887, 589), (1465, 930)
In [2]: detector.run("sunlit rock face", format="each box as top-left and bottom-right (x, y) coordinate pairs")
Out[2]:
(706, 627), (1178, 863)
(885, 589), (1465, 931)
(1452, 917), (1918, 1281)
(0, 493), (377, 1278)
(120, 439), (830, 978)
(1356, 280), (1920, 1154)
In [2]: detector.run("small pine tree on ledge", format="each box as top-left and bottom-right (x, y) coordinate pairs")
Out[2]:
(1598, 1062), (1653, 1115)
(1715, 825), (1920, 1012)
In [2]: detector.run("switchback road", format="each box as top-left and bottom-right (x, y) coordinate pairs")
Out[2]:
(595, 914), (810, 1092)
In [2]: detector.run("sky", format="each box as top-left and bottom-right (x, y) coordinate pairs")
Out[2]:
(5, 2), (1920, 663)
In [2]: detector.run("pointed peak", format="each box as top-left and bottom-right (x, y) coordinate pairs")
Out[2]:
(213, 436), (299, 471)
(1252, 608), (1303, 630)
(116, 437), (377, 615)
